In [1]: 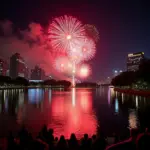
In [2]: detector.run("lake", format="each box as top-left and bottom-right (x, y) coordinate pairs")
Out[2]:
(0, 87), (150, 139)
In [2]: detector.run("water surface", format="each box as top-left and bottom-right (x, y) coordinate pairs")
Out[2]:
(0, 87), (150, 139)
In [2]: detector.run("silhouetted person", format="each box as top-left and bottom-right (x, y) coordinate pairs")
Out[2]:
(54, 137), (58, 148)
(57, 135), (68, 150)
(33, 139), (48, 150)
(92, 134), (106, 150)
(113, 133), (119, 144)
(18, 126), (29, 149)
(47, 128), (54, 149)
(92, 134), (96, 143)
(106, 128), (138, 150)
(7, 131), (16, 150)
(68, 133), (79, 150)
(81, 134), (91, 150)
(136, 133), (150, 150)
(40, 125), (48, 141)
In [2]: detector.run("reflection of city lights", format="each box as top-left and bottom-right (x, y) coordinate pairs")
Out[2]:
(122, 93), (124, 104)
(28, 89), (43, 103)
(0, 103), (1, 113)
(18, 90), (24, 106)
(136, 96), (138, 108)
(108, 88), (111, 106)
(108, 87), (115, 106)
(115, 98), (119, 113)
(49, 89), (52, 103)
(129, 109), (138, 129)
(72, 88), (76, 106)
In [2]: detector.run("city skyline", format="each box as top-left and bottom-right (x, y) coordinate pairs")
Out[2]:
(0, 0), (150, 81)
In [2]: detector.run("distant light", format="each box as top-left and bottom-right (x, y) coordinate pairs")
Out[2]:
(114, 70), (118, 73)
(128, 53), (133, 57)
(119, 70), (123, 73)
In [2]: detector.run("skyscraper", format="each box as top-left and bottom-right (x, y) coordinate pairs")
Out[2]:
(127, 52), (144, 72)
(0, 58), (7, 76)
(30, 66), (46, 80)
(10, 53), (28, 78)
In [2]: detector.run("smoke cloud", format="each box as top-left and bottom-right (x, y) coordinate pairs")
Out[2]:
(0, 20), (68, 80)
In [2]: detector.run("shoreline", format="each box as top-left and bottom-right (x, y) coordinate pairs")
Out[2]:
(114, 87), (150, 97)
(0, 86), (98, 90)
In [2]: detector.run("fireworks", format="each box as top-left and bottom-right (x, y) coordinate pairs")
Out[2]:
(78, 64), (91, 78)
(54, 56), (71, 73)
(67, 38), (96, 62)
(48, 15), (85, 52)
(79, 38), (96, 61)
(84, 24), (99, 43)
(48, 15), (99, 85)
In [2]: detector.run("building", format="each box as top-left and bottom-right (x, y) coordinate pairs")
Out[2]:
(10, 53), (28, 79)
(0, 58), (7, 76)
(127, 52), (144, 72)
(30, 66), (46, 80)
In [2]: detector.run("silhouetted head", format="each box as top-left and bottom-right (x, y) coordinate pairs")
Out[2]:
(48, 128), (54, 134)
(55, 137), (58, 141)
(60, 135), (65, 142)
(84, 134), (88, 140)
(92, 134), (96, 140)
(130, 128), (139, 138)
(70, 133), (77, 140)
(42, 125), (47, 130)
(136, 133), (150, 150)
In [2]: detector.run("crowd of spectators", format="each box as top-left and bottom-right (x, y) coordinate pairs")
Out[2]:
(0, 125), (150, 150)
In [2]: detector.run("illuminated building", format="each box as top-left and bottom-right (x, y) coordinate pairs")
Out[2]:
(30, 66), (46, 80)
(0, 58), (8, 76)
(10, 53), (28, 79)
(127, 52), (144, 72)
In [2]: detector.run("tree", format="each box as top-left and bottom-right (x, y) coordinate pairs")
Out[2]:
(15, 77), (29, 86)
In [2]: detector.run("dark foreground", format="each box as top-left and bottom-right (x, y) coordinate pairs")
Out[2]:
(0, 125), (150, 150)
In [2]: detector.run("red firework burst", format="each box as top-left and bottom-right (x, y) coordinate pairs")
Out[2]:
(54, 56), (71, 73)
(48, 15), (85, 52)
(77, 64), (91, 78)
(79, 38), (96, 61)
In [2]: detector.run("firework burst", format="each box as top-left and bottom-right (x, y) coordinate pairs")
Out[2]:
(77, 64), (91, 78)
(54, 56), (71, 73)
(48, 15), (85, 52)
(79, 38), (96, 61)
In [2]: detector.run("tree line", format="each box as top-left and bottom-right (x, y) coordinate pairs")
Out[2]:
(111, 58), (150, 89)
(0, 76), (99, 88)
(0, 76), (71, 88)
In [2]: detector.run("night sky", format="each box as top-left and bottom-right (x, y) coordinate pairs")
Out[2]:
(0, 0), (150, 81)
